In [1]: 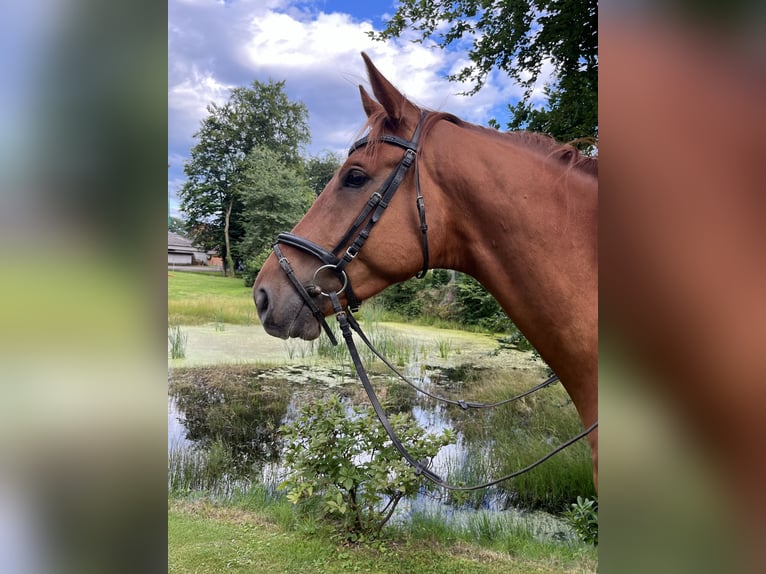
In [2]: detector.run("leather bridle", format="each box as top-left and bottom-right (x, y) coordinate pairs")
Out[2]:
(270, 111), (597, 490)
(273, 110), (430, 345)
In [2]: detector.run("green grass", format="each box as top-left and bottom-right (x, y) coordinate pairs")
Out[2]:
(166, 272), (502, 335)
(168, 271), (257, 325)
(168, 495), (597, 573)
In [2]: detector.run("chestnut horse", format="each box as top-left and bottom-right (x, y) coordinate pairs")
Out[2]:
(254, 53), (598, 487)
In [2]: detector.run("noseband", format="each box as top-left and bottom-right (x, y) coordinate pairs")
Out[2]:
(269, 111), (597, 490)
(273, 111), (430, 344)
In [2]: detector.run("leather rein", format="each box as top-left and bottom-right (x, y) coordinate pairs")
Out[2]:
(271, 111), (598, 490)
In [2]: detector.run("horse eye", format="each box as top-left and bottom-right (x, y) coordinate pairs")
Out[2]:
(343, 169), (369, 189)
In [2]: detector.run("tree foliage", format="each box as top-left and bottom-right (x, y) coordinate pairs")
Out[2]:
(178, 80), (310, 274)
(239, 146), (313, 286)
(373, 0), (597, 145)
(168, 216), (187, 235)
(378, 271), (517, 333)
(304, 151), (343, 197)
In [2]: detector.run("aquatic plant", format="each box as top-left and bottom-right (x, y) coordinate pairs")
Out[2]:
(168, 325), (188, 359)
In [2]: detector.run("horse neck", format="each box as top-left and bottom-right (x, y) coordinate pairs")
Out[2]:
(426, 125), (598, 424)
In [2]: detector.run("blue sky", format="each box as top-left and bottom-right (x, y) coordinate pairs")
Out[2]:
(168, 0), (542, 219)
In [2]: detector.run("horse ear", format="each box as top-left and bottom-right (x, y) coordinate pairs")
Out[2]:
(359, 85), (383, 118)
(361, 52), (419, 125)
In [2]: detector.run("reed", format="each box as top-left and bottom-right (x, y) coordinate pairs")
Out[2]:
(481, 402), (595, 512)
(168, 441), (236, 494)
(401, 505), (594, 565)
(168, 325), (188, 359)
(436, 337), (453, 359)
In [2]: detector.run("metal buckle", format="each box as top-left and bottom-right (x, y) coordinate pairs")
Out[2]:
(343, 245), (359, 262)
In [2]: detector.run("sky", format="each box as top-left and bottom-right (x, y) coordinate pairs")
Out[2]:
(168, 0), (542, 219)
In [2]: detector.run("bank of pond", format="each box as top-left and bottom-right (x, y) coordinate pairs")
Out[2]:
(168, 345), (595, 538)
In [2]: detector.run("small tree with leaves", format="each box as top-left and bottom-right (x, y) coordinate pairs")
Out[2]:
(280, 396), (455, 542)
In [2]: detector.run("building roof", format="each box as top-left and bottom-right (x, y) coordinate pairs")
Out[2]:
(168, 231), (197, 253)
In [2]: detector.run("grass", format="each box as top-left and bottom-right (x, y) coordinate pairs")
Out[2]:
(440, 374), (596, 511)
(167, 272), (506, 335)
(168, 271), (257, 325)
(168, 439), (245, 495)
(168, 494), (597, 573)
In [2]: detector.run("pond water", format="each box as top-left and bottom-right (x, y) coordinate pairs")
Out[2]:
(168, 322), (593, 537)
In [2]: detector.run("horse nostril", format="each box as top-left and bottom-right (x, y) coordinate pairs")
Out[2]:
(255, 287), (269, 316)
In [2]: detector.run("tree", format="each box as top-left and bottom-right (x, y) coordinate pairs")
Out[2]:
(372, 0), (597, 147)
(179, 80), (310, 275)
(167, 216), (187, 235)
(304, 151), (342, 197)
(280, 396), (454, 542)
(239, 146), (313, 286)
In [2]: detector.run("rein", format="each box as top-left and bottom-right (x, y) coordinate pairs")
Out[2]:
(327, 291), (597, 491)
(271, 112), (597, 490)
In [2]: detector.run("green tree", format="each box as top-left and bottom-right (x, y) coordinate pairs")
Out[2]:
(304, 151), (342, 197)
(239, 146), (313, 286)
(179, 80), (310, 275)
(373, 0), (597, 146)
(167, 216), (187, 235)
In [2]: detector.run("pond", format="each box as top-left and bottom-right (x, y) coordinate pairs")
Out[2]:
(168, 322), (594, 538)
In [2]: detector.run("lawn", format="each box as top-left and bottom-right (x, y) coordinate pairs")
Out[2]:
(168, 498), (596, 574)
(168, 271), (257, 325)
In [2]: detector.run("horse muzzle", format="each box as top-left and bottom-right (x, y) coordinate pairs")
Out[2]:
(254, 280), (323, 340)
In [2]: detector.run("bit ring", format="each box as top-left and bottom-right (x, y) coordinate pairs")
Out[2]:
(311, 264), (348, 297)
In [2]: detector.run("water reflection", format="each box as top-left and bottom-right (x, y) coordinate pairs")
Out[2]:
(168, 360), (593, 511)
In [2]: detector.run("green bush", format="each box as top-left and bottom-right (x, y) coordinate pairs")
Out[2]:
(242, 249), (271, 287)
(279, 396), (455, 542)
(376, 277), (425, 318)
(563, 496), (598, 545)
(454, 275), (515, 331)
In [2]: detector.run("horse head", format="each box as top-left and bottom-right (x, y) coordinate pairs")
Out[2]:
(254, 53), (441, 340)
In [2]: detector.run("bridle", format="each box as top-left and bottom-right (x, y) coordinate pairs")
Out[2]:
(270, 111), (597, 490)
(274, 110), (430, 345)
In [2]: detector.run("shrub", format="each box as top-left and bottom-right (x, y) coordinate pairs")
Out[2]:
(279, 395), (455, 542)
(454, 274), (514, 331)
(242, 249), (271, 287)
(376, 277), (425, 318)
(563, 496), (598, 545)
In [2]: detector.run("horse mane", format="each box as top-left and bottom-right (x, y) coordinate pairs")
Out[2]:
(362, 109), (598, 178)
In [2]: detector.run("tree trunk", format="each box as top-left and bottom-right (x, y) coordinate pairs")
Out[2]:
(223, 198), (234, 277)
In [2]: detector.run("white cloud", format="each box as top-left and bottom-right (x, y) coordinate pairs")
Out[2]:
(168, 67), (235, 122)
(241, 11), (371, 70)
(235, 8), (524, 137)
(167, 0), (531, 205)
